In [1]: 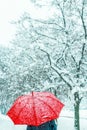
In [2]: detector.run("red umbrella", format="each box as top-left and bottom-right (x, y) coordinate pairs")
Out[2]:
(7, 91), (64, 126)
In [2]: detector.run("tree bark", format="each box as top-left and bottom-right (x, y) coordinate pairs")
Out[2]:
(74, 92), (80, 130)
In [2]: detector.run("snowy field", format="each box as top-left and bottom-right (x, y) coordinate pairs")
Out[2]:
(58, 110), (87, 130)
(0, 110), (87, 130)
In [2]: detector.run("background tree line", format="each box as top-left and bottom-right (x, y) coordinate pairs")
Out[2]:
(0, 0), (87, 130)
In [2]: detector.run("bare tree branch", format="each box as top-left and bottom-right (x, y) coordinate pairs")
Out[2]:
(71, 55), (78, 67)
(40, 48), (72, 90)
(56, 0), (66, 28)
(78, 43), (85, 70)
(76, 0), (87, 39)
(34, 29), (57, 41)
(76, 43), (85, 80)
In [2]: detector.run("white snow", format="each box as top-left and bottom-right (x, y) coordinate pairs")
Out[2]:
(0, 113), (14, 130)
(0, 110), (87, 130)
(58, 109), (87, 130)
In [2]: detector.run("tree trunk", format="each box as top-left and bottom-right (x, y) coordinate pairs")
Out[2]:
(74, 92), (80, 130)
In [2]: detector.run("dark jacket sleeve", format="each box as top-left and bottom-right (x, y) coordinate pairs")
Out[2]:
(27, 126), (32, 130)
(39, 120), (57, 130)
(27, 120), (57, 130)
(49, 120), (57, 130)
(38, 121), (50, 130)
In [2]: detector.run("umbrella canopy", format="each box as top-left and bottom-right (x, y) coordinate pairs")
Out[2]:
(7, 91), (64, 126)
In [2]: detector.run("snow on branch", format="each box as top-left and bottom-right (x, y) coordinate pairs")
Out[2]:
(40, 48), (73, 90)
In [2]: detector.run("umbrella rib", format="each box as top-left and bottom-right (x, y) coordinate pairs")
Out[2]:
(14, 103), (28, 123)
(35, 97), (58, 118)
(31, 95), (38, 125)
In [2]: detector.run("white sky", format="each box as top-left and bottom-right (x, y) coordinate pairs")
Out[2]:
(0, 0), (55, 47)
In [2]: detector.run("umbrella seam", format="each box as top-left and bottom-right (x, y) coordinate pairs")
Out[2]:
(34, 97), (58, 118)
(30, 94), (38, 126)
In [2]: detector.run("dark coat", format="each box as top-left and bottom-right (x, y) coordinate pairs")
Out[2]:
(27, 120), (57, 130)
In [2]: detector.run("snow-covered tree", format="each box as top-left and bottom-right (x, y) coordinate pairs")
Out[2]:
(0, 0), (87, 130)
(10, 0), (87, 130)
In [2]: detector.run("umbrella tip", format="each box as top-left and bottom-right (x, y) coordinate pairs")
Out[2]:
(31, 91), (34, 96)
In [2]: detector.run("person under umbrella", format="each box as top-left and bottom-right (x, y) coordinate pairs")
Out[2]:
(27, 120), (57, 130)
(7, 92), (64, 128)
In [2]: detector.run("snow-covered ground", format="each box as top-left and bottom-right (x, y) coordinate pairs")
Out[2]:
(58, 110), (87, 130)
(0, 112), (26, 130)
(0, 110), (87, 130)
